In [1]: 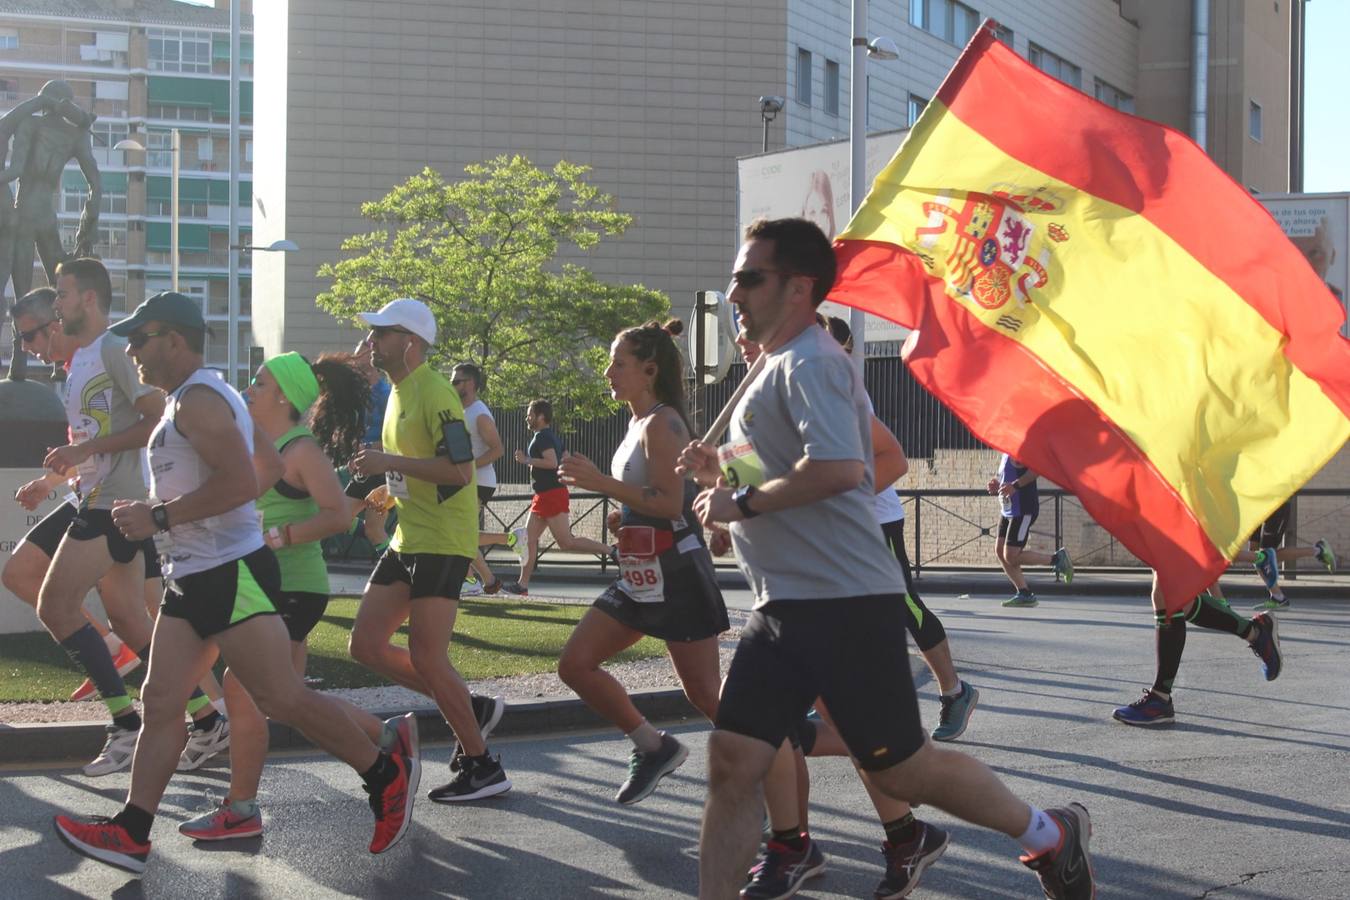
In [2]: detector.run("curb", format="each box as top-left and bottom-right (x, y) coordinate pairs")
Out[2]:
(0, 688), (701, 767)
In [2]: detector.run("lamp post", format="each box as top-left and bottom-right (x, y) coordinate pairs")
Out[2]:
(758, 95), (785, 153)
(115, 128), (179, 291)
(848, 1), (897, 374)
(228, 0), (242, 388)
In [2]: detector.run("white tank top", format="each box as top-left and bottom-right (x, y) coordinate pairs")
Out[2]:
(147, 368), (263, 578)
(463, 399), (497, 488)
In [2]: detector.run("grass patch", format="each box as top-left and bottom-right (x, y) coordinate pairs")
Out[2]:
(0, 596), (666, 703)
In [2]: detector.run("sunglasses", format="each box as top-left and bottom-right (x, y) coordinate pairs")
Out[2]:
(729, 268), (783, 291)
(370, 325), (413, 338)
(18, 320), (53, 344)
(126, 329), (172, 349)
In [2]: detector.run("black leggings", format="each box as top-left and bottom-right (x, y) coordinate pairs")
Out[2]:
(880, 518), (947, 652)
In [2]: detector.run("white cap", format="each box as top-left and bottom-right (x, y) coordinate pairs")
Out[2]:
(357, 298), (437, 346)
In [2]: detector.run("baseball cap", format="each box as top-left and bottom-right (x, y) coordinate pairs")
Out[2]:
(357, 298), (437, 346)
(109, 291), (207, 336)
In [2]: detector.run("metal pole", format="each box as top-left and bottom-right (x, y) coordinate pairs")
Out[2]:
(847, 0), (867, 376)
(170, 127), (179, 292)
(1190, 0), (1208, 150)
(762, 115), (769, 154)
(227, 0), (241, 387)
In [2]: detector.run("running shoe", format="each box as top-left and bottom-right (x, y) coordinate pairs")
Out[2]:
(615, 732), (689, 805)
(449, 694), (507, 766)
(741, 835), (827, 899)
(460, 578), (484, 596)
(1253, 547), (1280, 590)
(931, 681), (979, 742)
(875, 821), (949, 900)
(83, 724), (139, 777)
(1314, 539), (1336, 574)
(70, 644), (141, 702)
(381, 712), (420, 759)
(1111, 689), (1174, 726)
(427, 753), (511, 802)
(54, 814), (151, 875)
(1002, 589), (1038, 608)
(177, 716), (231, 771)
(482, 576), (504, 595)
(1252, 595), (1290, 611)
(178, 799), (263, 841)
(508, 527), (528, 558)
(1052, 548), (1074, 585)
(501, 580), (529, 596)
(1020, 803), (1094, 900)
(1248, 612), (1282, 681)
(368, 752), (419, 854)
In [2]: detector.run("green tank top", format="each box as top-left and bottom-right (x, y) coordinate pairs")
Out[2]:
(256, 425), (330, 595)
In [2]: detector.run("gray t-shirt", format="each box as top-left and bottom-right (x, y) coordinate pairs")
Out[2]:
(722, 325), (904, 606)
(63, 333), (154, 509)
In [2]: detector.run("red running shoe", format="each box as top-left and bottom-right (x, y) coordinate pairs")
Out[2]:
(70, 644), (142, 702)
(368, 752), (420, 854)
(54, 814), (151, 874)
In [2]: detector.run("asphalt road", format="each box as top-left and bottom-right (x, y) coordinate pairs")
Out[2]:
(2, 588), (1347, 899)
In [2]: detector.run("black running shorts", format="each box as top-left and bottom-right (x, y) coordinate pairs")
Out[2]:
(368, 549), (471, 600)
(160, 546), (282, 639)
(68, 507), (144, 564)
(1256, 501), (1292, 549)
(998, 513), (1038, 549)
(275, 590), (330, 642)
(18, 502), (78, 557)
(715, 594), (925, 772)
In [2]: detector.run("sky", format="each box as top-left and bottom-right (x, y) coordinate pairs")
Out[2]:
(1302, 0), (1346, 192)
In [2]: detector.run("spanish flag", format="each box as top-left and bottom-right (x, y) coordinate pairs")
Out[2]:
(830, 22), (1350, 611)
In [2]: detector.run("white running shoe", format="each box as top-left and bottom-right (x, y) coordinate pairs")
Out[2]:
(508, 527), (528, 559)
(177, 717), (231, 771)
(460, 579), (484, 596)
(83, 724), (139, 777)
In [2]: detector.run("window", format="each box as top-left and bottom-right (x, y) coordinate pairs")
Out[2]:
(910, 0), (980, 46)
(61, 222), (127, 260)
(64, 182), (127, 215)
(907, 94), (929, 127)
(824, 60), (840, 117)
(197, 137), (214, 161)
(146, 103), (211, 121)
(994, 24), (1013, 47)
(148, 28), (213, 74)
(1249, 100), (1263, 142)
(796, 48), (812, 106)
(147, 129), (174, 169)
(1094, 79), (1134, 113)
(0, 28), (17, 51)
(1028, 43), (1081, 89)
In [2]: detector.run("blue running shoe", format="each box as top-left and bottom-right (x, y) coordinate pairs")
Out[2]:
(932, 681), (979, 742)
(1053, 547), (1074, 585)
(1003, 589), (1038, 608)
(1112, 689), (1174, 726)
(1253, 548), (1279, 590)
(1248, 612), (1282, 681)
(1314, 539), (1336, 574)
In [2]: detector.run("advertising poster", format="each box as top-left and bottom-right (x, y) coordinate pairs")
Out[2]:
(1259, 193), (1349, 337)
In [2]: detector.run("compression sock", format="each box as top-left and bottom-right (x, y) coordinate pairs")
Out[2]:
(771, 827), (806, 851)
(112, 803), (155, 845)
(1151, 612), (1187, 697)
(61, 624), (134, 721)
(1017, 807), (1062, 857)
(1185, 593), (1254, 638)
(883, 812), (918, 845)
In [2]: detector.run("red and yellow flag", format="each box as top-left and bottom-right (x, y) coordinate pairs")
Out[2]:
(830, 23), (1350, 611)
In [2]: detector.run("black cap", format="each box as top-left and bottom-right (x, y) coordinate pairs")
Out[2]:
(109, 291), (206, 336)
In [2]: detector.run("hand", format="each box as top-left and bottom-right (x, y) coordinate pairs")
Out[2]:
(513, 449), (528, 465)
(362, 503), (390, 544)
(998, 482), (1016, 498)
(986, 477), (999, 495)
(111, 500), (156, 541)
(708, 525), (733, 556)
(693, 486), (740, 527)
(45, 443), (92, 476)
(605, 509), (622, 536)
(264, 526), (287, 549)
(558, 452), (601, 491)
(348, 448), (392, 477)
(677, 440), (722, 488)
(14, 478), (52, 511)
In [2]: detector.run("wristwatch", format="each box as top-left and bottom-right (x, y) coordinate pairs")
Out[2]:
(150, 503), (171, 532)
(733, 484), (760, 519)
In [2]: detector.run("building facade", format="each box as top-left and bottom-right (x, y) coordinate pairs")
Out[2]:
(0, 0), (253, 382)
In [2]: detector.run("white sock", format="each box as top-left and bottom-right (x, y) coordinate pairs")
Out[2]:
(941, 683), (963, 699)
(626, 720), (663, 753)
(212, 698), (228, 716)
(102, 632), (123, 654)
(1016, 807), (1062, 857)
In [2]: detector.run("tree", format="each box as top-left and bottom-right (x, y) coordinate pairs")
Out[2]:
(317, 155), (669, 419)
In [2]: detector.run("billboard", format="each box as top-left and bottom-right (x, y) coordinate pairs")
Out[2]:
(737, 129), (909, 348)
(1259, 192), (1349, 337)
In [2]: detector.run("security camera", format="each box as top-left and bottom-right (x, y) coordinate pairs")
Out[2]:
(759, 95), (785, 115)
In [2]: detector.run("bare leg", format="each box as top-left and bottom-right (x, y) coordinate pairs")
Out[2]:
(699, 730), (778, 899)
(863, 742), (1032, 837)
(406, 595), (485, 755)
(666, 637), (721, 722)
(917, 638), (960, 695)
(516, 513), (547, 588)
(544, 512), (610, 557)
(349, 581), (433, 696)
(557, 609), (647, 732)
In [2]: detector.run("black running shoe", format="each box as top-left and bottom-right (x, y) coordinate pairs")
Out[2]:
(1020, 803), (1095, 900)
(1248, 612), (1282, 681)
(615, 732), (689, 805)
(450, 694), (507, 765)
(428, 753), (512, 803)
(875, 820), (949, 899)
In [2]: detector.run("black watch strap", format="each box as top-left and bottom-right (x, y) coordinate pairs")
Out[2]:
(734, 485), (759, 519)
(151, 503), (170, 532)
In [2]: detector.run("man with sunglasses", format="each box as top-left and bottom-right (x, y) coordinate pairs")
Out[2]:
(54, 291), (420, 873)
(348, 298), (510, 803)
(679, 218), (1096, 900)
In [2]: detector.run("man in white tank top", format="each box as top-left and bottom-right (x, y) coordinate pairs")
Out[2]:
(451, 362), (509, 593)
(53, 292), (421, 874)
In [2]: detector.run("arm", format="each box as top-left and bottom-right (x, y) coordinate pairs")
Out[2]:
(81, 392), (164, 456)
(265, 440), (353, 547)
(14, 470), (71, 511)
(694, 456), (865, 526)
(516, 446), (559, 470)
(998, 466), (1038, 498)
(71, 134), (103, 258)
(473, 415), (504, 469)
(870, 415), (907, 492)
(560, 410), (687, 519)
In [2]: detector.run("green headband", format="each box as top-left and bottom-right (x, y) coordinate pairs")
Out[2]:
(264, 352), (320, 414)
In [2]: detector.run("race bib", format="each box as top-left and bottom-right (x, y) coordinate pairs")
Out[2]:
(69, 427), (108, 485)
(386, 470), (410, 499)
(617, 525), (664, 603)
(717, 439), (765, 488)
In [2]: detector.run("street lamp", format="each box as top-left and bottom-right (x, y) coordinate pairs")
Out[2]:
(848, 2), (897, 374)
(758, 95), (785, 153)
(115, 129), (179, 291)
(231, 239), (299, 253)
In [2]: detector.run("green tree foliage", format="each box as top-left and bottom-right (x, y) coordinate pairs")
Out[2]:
(317, 155), (669, 418)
